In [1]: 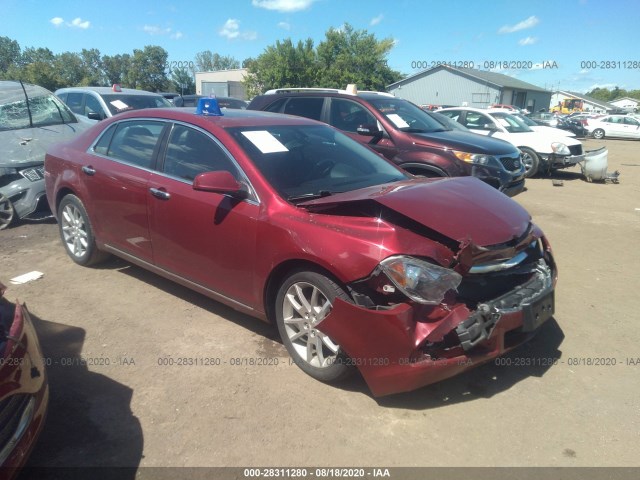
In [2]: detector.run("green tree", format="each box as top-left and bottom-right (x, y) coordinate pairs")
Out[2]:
(244, 38), (317, 97)
(12, 47), (58, 90)
(316, 24), (402, 90)
(126, 45), (169, 91)
(0, 36), (20, 74)
(102, 53), (131, 86)
(54, 52), (85, 87)
(194, 51), (240, 71)
(170, 67), (195, 95)
(80, 48), (104, 85)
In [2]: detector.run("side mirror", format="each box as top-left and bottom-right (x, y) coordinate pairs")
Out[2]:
(87, 112), (104, 121)
(484, 123), (498, 131)
(356, 123), (382, 137)
(193, 171), (248, 199)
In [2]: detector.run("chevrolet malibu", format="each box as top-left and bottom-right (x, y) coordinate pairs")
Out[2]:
(44, 102), (557, 396)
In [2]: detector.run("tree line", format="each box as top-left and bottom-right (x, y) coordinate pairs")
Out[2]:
(0, 24), (402, 97)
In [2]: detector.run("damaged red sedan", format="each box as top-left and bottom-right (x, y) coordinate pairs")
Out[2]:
(44, 101), (557, 396)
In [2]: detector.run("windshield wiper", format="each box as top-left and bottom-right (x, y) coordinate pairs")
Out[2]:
(287, 190), (333, 202)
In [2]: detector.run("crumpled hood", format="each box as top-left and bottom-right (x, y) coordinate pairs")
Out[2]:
(299, 177), (531, 247)
(0, 122), (90, 168)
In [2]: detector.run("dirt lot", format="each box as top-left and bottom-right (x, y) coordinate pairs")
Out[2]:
(1, 138), (639, 476)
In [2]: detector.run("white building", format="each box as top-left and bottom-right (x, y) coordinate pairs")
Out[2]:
(194, 69), (248, 100)
(550, 91), (617, 114)
(609, 97), (639, 112)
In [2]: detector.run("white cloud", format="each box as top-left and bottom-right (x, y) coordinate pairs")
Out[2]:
(498, 15), (539, 34)
(278, 21), (291, 30)
(143, 25), (171, 35)
(370, 14), (383, 26)
(219, 19), (257, 40)
(518, 36), (537, 45)
(50, 16), (90, 29)
(69, 17), (90, 29)
(252, 0), (317, 12)
(171, 31), (184, 40)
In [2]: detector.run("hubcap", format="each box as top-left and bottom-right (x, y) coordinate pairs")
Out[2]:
(522, 153), (534, 172)
(282, 282), (340, 368)
(61, 204), (88, 257)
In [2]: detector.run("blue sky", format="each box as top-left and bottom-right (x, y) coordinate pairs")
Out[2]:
(3, 0), (639, 93)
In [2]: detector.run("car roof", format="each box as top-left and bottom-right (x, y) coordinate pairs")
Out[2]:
(55, 86), (163, 96)
(110, 107), (325, 129)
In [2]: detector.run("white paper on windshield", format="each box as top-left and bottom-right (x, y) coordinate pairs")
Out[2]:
(110, 99), (130, 111)
(387, 114), (410, 129)
(497, 118), (511, 127)
(241, 131), (289, 154)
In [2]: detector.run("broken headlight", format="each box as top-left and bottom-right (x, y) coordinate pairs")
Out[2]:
(453, 151), (494, 165)
(380, 256), (462, 305)
(551, 142), (570, 155)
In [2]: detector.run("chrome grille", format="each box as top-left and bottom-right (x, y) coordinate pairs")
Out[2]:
(498, 155), (522, 171)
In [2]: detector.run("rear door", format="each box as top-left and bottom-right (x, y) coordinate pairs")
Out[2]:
(84, 119), (167, 262)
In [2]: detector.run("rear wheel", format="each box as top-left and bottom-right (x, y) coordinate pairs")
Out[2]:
(58, 194), (108, 266)
(520, 147), (540, 178)
(275, 270), (354, 383)
(592, 128), (605, 139)
(0, 194), (15, 230)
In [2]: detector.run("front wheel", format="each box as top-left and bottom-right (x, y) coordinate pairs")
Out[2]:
(58, 194), (108, 266)
(275, 270), (354, 383)
(592, 128), (605, 139)
(0, 194), (15, 230)
(519, 147), (540, 178)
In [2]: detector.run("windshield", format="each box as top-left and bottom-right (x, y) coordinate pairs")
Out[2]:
(367, 97), (451, 133)
(511, 113), (539, 127)
(100, 93), (173, 115)
(491, 112), (533, 133)
(228, 124), (408, 202)
(0, 81), (77, 131)
(430, 111), (469, 132)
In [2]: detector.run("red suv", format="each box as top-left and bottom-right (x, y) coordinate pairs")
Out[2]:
(45, 103), (556, 396)
(248, 88), (526, 196)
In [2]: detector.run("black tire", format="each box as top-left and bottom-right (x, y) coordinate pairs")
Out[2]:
(592, 128), (605, 140)
(0, 194), (15, 230)
(275, 270), (355, 383)
(58, 194), (109, 266)
(519, 147), (540, 178)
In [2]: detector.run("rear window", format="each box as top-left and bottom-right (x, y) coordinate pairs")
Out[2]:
(99, 94), (172, 115)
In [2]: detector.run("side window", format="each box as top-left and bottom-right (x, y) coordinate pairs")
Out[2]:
(464, 112), (494, 130)
(93, 123), (118, 155)
(329, 99), (376, 133)
(65, 93), (84, 115)
(163, 124), (237, 182)
(282, 97), (324, 120)
(85, 94), (105, 118)
(106, 121), (165, 169)
(625, 117), (640, 126)
(439, 111), (460, 122)
(264, 97), (287, 113)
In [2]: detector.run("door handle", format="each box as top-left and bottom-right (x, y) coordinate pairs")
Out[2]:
(149, 187), (171, 200)
(82, 165), (96, 176)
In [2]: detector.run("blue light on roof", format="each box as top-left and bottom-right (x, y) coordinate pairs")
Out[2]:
(196, 97), (223, 116)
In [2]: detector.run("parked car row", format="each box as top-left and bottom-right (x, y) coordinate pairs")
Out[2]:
(247, 87), (526, 193)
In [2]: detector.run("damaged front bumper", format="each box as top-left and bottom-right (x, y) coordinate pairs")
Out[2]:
(317, 259), (555, 397)
(0, 164), (49, 228)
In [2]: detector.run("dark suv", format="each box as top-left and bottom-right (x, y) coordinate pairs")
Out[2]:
(248, 88), (526, 196)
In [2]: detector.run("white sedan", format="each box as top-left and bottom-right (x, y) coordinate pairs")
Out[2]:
(585, 115), (640, 139)
(439, 107), (584, 177)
